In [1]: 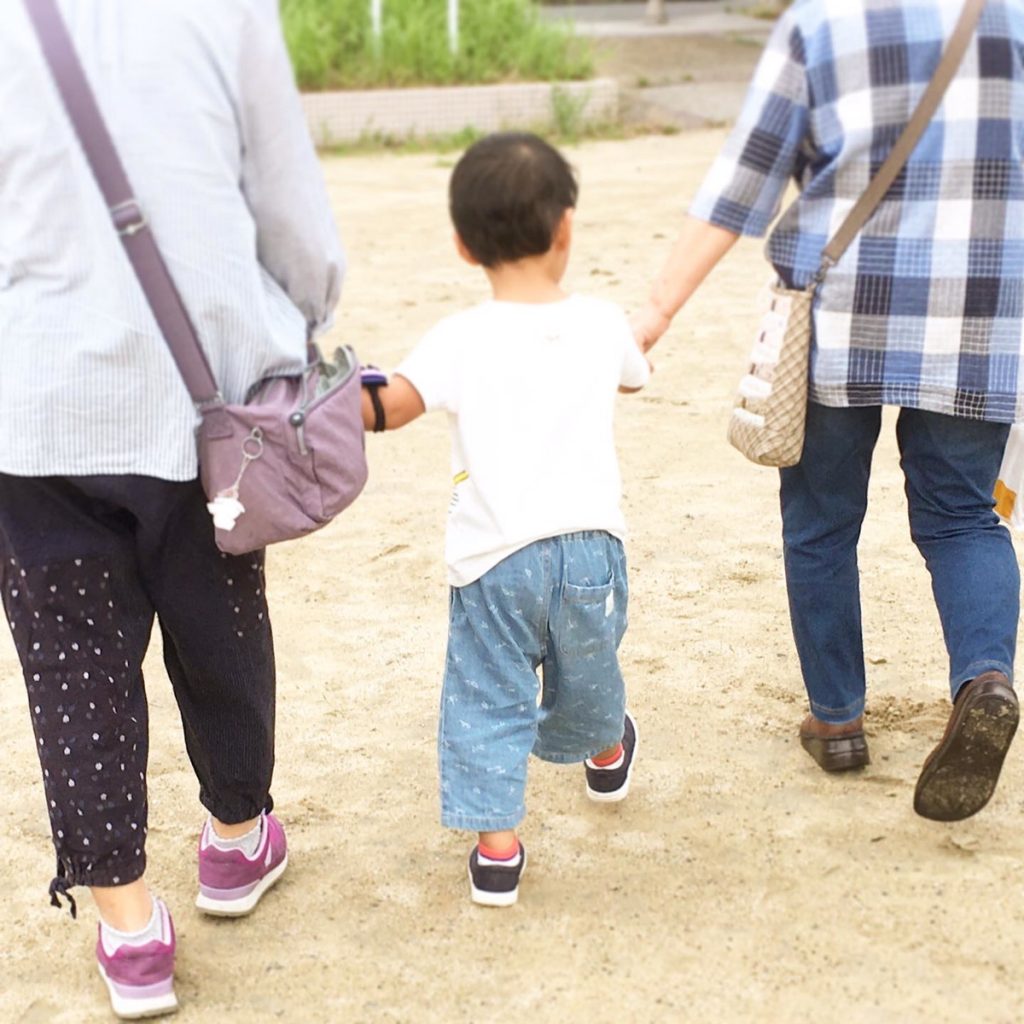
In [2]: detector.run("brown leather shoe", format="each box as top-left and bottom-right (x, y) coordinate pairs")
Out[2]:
(799, 715), (870, 772)
(914, 671), (1019, 822)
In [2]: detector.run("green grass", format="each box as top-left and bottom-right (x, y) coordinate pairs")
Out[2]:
(322, 124), (486, 157)
(319, 116), (676, 159)
(281, 0), (593, 90)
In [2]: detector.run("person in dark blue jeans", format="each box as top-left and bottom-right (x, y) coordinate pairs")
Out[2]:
(781, 404), (1019, 819)
(633, 0), (1023, 821)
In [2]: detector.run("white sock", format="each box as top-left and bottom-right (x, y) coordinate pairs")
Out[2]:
(477, 845), (522, 868)
(100, 899), (163, 955)
(208, 815), (263, 858)
(587, 750), (625, 771)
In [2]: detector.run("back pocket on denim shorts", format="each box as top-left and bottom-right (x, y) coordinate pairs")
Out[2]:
(557, 576), (616, 656)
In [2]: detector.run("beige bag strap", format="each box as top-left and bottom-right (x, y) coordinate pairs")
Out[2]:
(816, 0), (986, 279)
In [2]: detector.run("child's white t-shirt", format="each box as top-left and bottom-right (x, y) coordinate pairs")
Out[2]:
(395, 294), (650, 587)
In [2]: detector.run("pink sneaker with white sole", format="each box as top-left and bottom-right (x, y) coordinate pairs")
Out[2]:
(95, 899), (177, 1020)
(195, 811), (288, 917)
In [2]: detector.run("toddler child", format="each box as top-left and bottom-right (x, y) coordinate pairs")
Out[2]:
(361, 132), (649, 906)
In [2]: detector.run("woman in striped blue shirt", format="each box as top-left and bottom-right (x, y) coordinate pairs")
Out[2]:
(0, 2), (343, 1017)
(636, 0), (1022, 822)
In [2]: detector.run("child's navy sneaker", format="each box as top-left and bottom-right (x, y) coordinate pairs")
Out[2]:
(585, 711), (638, 802)
(468, 843), (526, 907)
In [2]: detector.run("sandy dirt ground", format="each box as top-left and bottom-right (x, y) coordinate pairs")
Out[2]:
(591, 31), (763, 87)
(4, 131), (1024, 1024)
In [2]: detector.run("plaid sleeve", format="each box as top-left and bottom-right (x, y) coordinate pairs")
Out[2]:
(689, 10), (809, 237)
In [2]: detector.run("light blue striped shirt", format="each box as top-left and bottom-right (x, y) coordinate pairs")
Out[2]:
(0, 0), (345, 479)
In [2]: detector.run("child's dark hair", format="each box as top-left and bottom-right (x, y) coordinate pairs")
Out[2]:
(449, 132), (578, 269)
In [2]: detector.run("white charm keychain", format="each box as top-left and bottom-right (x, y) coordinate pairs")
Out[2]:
(206, 429), (264, 531)
(747, 288), (793, 383)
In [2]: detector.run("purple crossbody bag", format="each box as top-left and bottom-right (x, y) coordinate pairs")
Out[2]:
(25, 0), (368, 555)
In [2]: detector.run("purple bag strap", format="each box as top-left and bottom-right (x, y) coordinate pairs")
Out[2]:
(23, 0), (223, 410)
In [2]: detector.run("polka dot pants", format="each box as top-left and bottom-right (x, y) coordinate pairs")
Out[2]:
(0, 473), (276, 902)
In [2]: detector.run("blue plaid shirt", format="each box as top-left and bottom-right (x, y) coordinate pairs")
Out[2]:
(690, 0), (1024, 422)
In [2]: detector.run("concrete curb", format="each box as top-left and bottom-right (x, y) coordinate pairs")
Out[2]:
(301, 78), (620, 146)
(541, 1), (775, 39)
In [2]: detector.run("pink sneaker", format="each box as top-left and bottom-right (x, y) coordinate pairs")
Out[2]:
(195, 811), (288, 916)
(95, 899), (177, 1020)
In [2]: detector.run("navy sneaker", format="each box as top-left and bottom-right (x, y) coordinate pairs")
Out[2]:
(585, 712), (638, 803)
(468, 844), (526, 907)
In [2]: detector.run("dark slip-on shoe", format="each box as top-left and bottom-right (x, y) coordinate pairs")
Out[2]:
(800, 731), (870, 772)
(914, 671), (1019, 822)
(799, 718), (870, 773)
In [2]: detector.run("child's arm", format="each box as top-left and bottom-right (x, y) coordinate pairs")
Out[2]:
(617, 324), (653, 395)
(361, 373), (426, 432)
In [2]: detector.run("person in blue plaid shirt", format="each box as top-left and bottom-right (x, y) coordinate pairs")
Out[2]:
(635, 0), (1023, 822)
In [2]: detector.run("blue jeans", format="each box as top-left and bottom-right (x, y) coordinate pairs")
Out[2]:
(780, 403), (1018, 724)
(439, 531), (629, 832)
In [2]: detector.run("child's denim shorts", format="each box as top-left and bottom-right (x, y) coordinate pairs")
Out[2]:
(438, 530), (629, 832)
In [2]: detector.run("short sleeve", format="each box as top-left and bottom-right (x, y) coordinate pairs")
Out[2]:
(620, 339), (650, 391)
(394, 320), (459, 413)
(613, 307), (650, 390)
(688, 9), (809, 237)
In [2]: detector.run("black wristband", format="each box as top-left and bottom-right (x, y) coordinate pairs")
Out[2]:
(365, 383), (386, 433)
